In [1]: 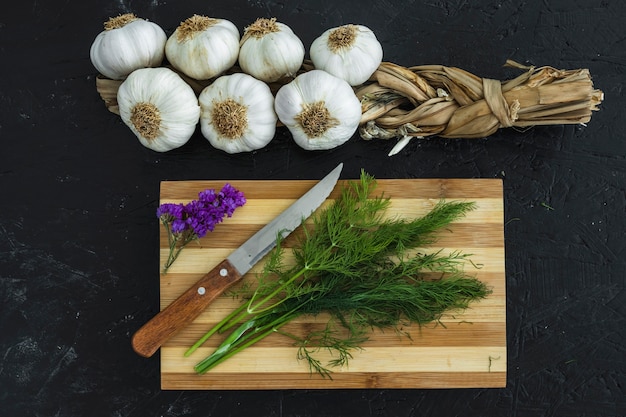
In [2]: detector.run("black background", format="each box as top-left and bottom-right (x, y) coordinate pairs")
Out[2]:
(1, 1), (624, 416)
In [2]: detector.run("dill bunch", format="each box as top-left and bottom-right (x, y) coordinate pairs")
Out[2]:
(187, 171), (491, 377)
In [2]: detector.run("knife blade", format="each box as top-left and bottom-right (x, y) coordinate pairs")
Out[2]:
(131, 163), (343, 358)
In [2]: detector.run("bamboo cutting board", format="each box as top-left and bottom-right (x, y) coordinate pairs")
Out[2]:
(158, 178), (506, 390)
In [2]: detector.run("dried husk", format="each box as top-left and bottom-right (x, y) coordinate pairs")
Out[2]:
(96, 59), (604, 150)
(359, 60), (604, 145)
(96, 75), (123, 115)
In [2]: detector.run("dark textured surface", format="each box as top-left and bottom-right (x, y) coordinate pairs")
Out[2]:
(0, 1), (624, 416)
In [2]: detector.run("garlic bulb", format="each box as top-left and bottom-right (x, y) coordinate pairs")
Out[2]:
(90, 13), (167, 80)
(310, 24), (383, 86)
(274, 70), (361, 150)
(165, 15), (240, 80)
(198, 73), (277, 153)
(117, 67), (200, 152)
(238, 18), (305, 83)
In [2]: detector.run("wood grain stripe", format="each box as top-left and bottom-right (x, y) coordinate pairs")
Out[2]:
(161, 371), (506, 390)
(159, 246), (505, 275)
(160, 179), (504, 200)
(162, 346), (507, 373)
(158, 198), (503, 225)
(160, 221), (505, 248)
(165, 321), (505, 348)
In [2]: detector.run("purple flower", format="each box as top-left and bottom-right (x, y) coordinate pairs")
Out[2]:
(156, 203), (184, 221)
(198, 189), (217, 204)
(157, 184), (246, 272)
(219, 183), (247, 217)
(184, 201), (215, 238)
(171, 219), (187, 234)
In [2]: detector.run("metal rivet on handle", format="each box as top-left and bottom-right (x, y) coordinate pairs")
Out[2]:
(197, 287), (206, 295)
(220, 268), (228, 277)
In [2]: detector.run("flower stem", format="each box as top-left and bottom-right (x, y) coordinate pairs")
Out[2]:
(163, 243), (183, 272)
(163, 232), (197, 273)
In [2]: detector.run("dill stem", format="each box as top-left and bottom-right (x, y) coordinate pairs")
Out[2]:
(187, 266), (313, 357)
(184, 301), (249, 357)
(216, 304), (252, 334)
(187, 276), (306, 358)
(219, 300), (285, 334)
(246, 266), (309, 314)
(194, 310), (298, 374)
(195, 323), (287, 374)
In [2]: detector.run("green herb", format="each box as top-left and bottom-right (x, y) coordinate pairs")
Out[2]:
(187, 171), (491, 377)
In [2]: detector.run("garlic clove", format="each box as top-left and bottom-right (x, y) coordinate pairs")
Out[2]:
(310, 24), (383, 86)
(275, 70), (362, 151)
(117, 67), (200, 152)
(165, 15), (240, 81)
(90, 13), (167, 80)
(199, 73), (277, 153)
(238, 18), (305, 83)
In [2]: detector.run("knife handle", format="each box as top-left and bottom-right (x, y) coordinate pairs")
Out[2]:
(131, 259), (243, 358)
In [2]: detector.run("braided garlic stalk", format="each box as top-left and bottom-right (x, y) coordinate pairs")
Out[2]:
(357, 60), (604, 155)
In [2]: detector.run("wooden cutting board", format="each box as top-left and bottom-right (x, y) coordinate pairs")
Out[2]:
(158, 178), (506, 390)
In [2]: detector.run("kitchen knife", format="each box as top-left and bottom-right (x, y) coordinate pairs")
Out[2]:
(131, 163), (343, 358)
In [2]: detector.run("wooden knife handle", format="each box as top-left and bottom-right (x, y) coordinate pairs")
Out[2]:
(131, 259), (243, 358)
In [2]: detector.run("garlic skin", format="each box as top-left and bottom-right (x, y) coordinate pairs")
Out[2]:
(165, 15), (240, 80)
(238, 18), (305, 83)
(310, 24), (383, 86)
(198, 73), (277, 154)
(90, 13), (167, 80)
(274, 70), (362, 151)
(117, 67), (200, 152)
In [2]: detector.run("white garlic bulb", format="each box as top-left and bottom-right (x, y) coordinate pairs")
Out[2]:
(117, 67), (200, 152)
(90, 13), (167, 80)
(310, 24), (383, 86)
(198, 73), (277, 153)
(274, 70), (362, 151)
(165, 15), (240, 80)
(238, 18), (305, 83)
